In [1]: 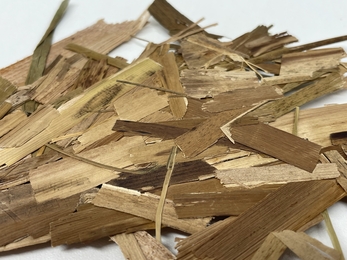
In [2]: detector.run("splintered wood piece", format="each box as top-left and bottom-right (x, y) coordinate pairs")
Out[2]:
(113, 86), (168, 121)
(111, 233), (147, 260)
(0, 13), (150, 86)
(0, 58), (161, 166)
(172, 181), (280, 218)
(92, 184), (211, 234)
(0, 235), (51, 253)
(65, 43), (129, 69)
(253, 71), (346, 121)
(0, 152), (61, 190)
(175, 108), (247, 158)
(109, 160), (215, 192)
(280, 48), (346, 75)
(31, 60), (80, 105)
(73, 115), (119, 153)
(150, 48), (187, 119)
(134, 231), (176, 260)
(148, 0), (212, 37)
(176, 180), (346, 260)
(211, 152), (278, 170)
(50, 203), (153, 246)
(251, 233), (287, 260)
(30, 136), (144, 202)
(0, 110), (27, 138)
(323, 150), (347, 178)
(273, 230), (341, 260)
(129, 139), (228, 165)
(270, 103), (347, 147)
(202, 86), (282, 113)
(112, 120), (189, 140)
(247, 33), (298, 57)
(0, 106), (59, 148)
(180, 37), (221, 69)
(180, 69), (259, 98)
(216, 163), (339, 188)
(227, 122), (322, 172)
(0, 183), (79, 247)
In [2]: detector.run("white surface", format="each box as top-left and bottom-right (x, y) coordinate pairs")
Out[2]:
(0, 1), (347, 259)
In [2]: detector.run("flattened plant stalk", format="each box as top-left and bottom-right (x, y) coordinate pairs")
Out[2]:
(156, 146), (177, 242)
(322, 210), (344, 259)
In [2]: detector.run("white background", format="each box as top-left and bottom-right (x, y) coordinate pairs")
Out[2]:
(0, 1), (347, 259)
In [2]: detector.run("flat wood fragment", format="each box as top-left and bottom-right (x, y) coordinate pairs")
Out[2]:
(0, 13), (150, 86)
(30, 136), (144, 202)
(112, 120), (189, 140)
(273, 230), (341, 260)
(280, 48), (346, 75)
(114, 87), (168, 121)
(251, 232), (287, 260)
(109, 160), (215, 192)
(0, 58), (161, 166)
(176, 180), (346, 260)
(202, 85), (283, 113)
(216, 163), (339, 188)
(180, 69), (259, 98)
(0, 183), (79, 247)
(50, 203), (153, 246)
(175, 108), (247, 158)
(227, 122), (322, 172)
(172, 179), (280, 218)
(92, 184), (211, 234)
(134, 231), (176, 260)
(270, 103), (347, 147)
(111, 233), (147, 260)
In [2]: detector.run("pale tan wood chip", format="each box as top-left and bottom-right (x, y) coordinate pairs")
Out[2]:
(92, 184), (211, 234)
(30, 136), (144, 202)
(216, 163), (339, 188)
(0, 58), (162, 166)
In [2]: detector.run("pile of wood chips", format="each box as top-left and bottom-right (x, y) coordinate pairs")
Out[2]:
(1, 0), (347, 259)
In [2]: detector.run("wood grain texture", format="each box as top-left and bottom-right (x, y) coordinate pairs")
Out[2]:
(176, 180), (346, 260)
(229, 122), (321, 172)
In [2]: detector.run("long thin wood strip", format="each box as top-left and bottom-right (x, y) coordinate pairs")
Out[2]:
(216, 163), (339, 188)
(157, 51), (187, 119)
(156, 146), (177, 242)
(25, 0), (69, 85)
(249, 34), (347, 64)
(322, 210), (344, 259)
(254, 71), (346, 122)
(0, 235), (51, 253)
(92, 184), (211, 234)
(109, 160), (216, 192)
(176, 180), (346, 260)
(50, 203), (154, 246)
(228, 122), (322, 172)
(273, 230), (341, 260)
(111, 233), (147, 260)
(65, 43), (129, 69)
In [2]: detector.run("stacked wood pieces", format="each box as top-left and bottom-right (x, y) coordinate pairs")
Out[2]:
(1, 0), (347, 259)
